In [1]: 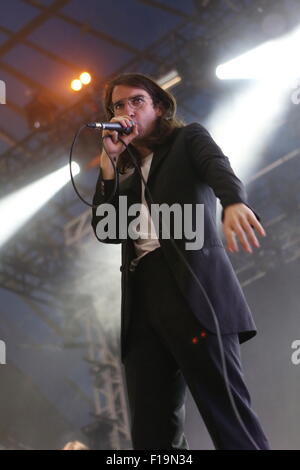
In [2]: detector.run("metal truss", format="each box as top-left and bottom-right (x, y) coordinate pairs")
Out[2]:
(80, 291), (131, 449)
(231, 149), (300, 287)
(1, 0), (284, 186)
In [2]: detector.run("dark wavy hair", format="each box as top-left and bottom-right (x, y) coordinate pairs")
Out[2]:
(103, 73), (184, 174)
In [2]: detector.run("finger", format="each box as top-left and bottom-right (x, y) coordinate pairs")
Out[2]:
(102, 135), (114, 153)
(233, 223), (253, 252)
(240, 218), (261, 248)
(111, 131), (118, 144)
(123, 122), (139, 141)
(111, 116), (132, 128)
(248, 214), (267, 237)
(224, 226), (239, 252)
(125, 118), (134, 128)
(111, 115), (130, 121)
(119, 116), (135, 129)
(122, 119), (130, 128)
(118, 119), (133, 132)
(121, 115), (133, 124)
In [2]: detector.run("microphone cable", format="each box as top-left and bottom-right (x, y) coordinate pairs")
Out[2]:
(69, 125), (261, 450)
(69, 124), (118, 207)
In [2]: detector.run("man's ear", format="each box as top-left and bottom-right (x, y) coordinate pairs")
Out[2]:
(154, 103), (164, 116)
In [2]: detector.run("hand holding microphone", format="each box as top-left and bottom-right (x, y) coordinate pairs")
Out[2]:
(91, 116), (138, 179)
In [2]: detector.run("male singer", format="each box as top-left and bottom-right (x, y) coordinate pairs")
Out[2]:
(91, 73), (271, 450)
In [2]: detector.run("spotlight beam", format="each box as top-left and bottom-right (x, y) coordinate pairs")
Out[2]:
(0, 163), (80, 248)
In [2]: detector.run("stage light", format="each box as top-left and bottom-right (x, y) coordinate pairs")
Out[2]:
(0, 162), (80, 248)
(216, 24), (300, 85)
(205, 80), (290, 179)
(71, 161), (80, 176)
(71, 79), (82, 91)
(80, 72), (92, 85)
(157, 70), (182, 90)
(209, 25), (300, 184)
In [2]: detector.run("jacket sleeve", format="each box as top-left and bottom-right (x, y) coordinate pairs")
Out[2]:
(91, 167), (123, 244)
(186, 122), (261, 224)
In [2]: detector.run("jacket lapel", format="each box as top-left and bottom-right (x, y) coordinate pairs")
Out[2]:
(124, 127), (182, 205)
(147, 142), (172, 183)
(127, 140), (172, 198)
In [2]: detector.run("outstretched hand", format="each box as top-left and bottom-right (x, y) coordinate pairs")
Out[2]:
(223, 203), (267, 253)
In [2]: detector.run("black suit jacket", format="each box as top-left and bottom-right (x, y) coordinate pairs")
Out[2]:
(91, 122), (260, 364)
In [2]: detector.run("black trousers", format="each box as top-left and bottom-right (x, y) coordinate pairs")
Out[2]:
(123, 247), (271, 450)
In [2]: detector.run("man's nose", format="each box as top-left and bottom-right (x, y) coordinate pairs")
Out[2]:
(123, 101), (135, 117)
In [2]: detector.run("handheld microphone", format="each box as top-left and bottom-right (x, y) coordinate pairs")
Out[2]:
(86, 122), (133, 135)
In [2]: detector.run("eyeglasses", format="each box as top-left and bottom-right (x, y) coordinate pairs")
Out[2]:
(110, 95), (150, 115)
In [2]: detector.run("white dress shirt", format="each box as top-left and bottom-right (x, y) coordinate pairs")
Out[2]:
(129, 152), (161, 271)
